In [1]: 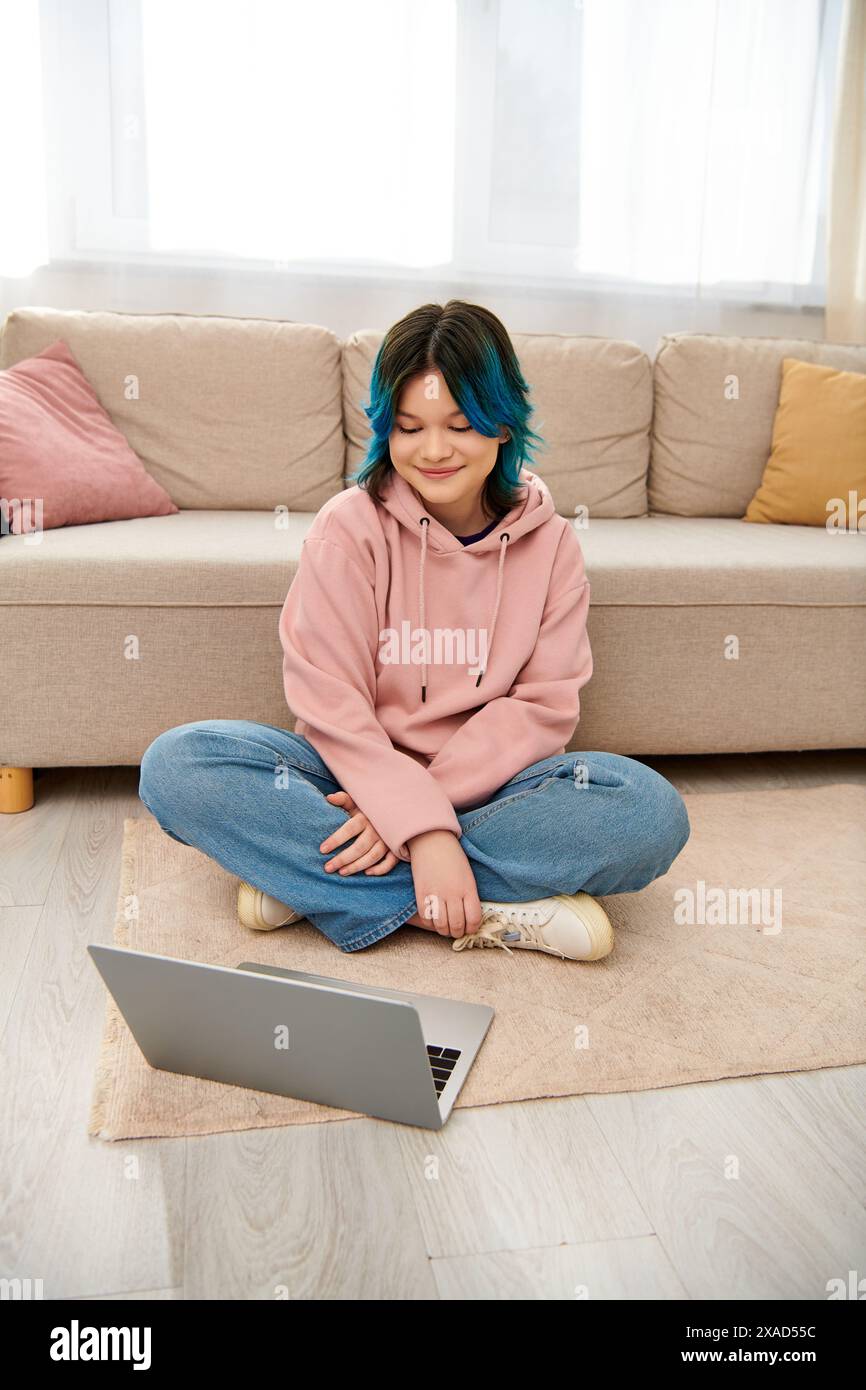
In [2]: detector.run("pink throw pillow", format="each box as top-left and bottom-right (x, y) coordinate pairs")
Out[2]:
(0, 338), (178, 534)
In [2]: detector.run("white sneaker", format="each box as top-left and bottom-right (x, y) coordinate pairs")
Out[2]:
(452, 893), (614, 961)
(237, 880), (304, 931)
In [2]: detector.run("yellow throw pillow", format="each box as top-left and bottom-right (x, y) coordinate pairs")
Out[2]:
(743, 357), (866, 530)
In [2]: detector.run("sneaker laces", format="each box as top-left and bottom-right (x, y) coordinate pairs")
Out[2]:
(451, 905), (549, 954)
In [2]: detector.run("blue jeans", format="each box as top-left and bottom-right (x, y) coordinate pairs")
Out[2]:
(137, 719), (690, 953)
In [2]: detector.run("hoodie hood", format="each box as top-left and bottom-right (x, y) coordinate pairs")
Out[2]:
(379, 467), (556, 703)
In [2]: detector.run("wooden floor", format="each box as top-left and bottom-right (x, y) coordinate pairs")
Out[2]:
(1, 752), (864, 1301)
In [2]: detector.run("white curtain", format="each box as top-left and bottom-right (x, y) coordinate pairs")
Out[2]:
(0, 0), (49, 278)
(573, 0), (829, 295)
(137, 0), (837, 300)
(0, 0), (849, 313)
(475, 0), (835, 300)
(140, 0), (457, 267)
(826, 0), (866, 342)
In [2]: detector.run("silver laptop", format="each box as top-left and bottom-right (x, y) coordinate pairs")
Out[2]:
(88, 944), (494, 1129)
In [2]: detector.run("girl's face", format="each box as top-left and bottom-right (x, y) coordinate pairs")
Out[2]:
(389, 369), (508, 511)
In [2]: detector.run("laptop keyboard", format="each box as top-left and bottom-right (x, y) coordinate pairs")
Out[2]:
(427, 1045), (462, 1098)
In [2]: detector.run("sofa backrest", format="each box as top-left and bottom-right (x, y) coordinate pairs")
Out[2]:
(4, 308), (863, 521)
(343, 328), (652, 518)
(650, 332), (866, 516)
(0, 307), (344, 511)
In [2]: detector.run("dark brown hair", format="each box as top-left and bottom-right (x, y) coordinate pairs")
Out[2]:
(349, 299), (545, 520)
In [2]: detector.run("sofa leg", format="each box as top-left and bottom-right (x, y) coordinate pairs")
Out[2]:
(0, 767), (35, 813)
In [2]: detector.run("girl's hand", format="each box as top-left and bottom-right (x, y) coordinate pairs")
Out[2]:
(407, 829), (483, 939)
(319, 790), (400, 876)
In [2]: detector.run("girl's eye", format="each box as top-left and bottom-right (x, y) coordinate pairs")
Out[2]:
(395, 424), (472, 434)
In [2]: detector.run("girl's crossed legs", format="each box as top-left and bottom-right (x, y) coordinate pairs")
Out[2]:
(138, 719), (690, 953)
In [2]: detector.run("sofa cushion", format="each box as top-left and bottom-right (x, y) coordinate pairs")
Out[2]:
(0, 308), (345, 512)
(575, 515), (866, 606)
(343, 328), (652, 518)
(0, 510), (306, 605)
(2, 509), (862, 611)
(743, 358), (866, 528)
(650, 333), (866, 517)
(0, 339), (178, 533)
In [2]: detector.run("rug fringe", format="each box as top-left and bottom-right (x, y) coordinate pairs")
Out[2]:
(88, 818), (140, 1140)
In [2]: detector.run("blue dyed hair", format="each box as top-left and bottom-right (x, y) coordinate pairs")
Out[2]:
(347, 299), (546, 515)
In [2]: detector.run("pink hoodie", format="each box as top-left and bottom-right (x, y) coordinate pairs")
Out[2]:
(279, 467), (592, 862)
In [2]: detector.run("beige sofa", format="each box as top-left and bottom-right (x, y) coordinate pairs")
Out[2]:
(1, 306), (864, 805)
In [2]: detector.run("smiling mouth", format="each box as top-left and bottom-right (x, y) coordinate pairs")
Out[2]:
(417, 465), (463, 477)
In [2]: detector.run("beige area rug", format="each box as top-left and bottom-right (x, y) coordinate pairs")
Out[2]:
(89, 785), (866, 1140)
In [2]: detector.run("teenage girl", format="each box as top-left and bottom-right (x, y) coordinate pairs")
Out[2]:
(139, 300), (690, 961)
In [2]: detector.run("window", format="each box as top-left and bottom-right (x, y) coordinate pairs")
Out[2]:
(38, 0), (844, 306)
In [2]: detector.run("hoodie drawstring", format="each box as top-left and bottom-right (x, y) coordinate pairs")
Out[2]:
(477, 531), (509, 687)
(419, 516), (430, 703)
(417, 515), (509, 704)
